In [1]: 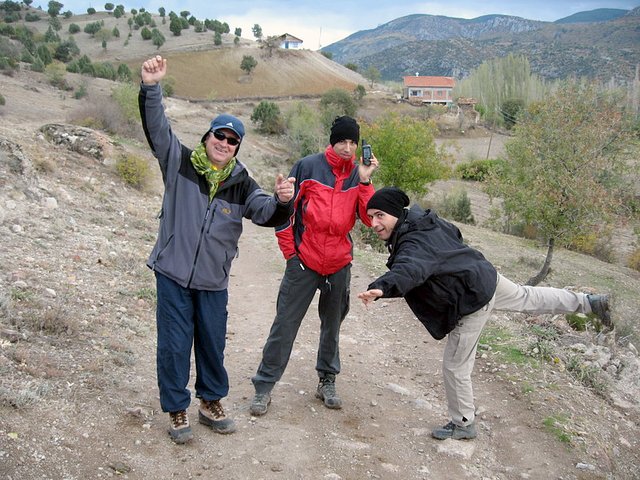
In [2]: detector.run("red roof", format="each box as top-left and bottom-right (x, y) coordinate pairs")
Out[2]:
(403, 76), (455, 88)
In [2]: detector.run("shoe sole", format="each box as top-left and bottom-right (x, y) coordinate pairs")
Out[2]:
(250, 398), (271, 416)
(198, 411), (237, 434)
(432, 427), (477, 440)
(432, 432), (477, 440)
(315, 391), (342, 409)
(168, 428), (193, 444)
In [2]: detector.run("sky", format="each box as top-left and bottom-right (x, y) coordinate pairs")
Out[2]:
(47, 1), (638, 49)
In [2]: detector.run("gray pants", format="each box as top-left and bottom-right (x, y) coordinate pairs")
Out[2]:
(252, 256), (351, 394)
(443, 273), (592, 426)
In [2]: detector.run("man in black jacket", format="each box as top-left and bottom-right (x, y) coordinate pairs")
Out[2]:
(357, 187), (611, 440)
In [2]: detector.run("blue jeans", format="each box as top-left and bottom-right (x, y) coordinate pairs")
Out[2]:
(252, 256), (351, 394)
(155, 272), (229, 413)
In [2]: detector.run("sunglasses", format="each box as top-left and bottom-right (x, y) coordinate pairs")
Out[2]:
(212, 129), (241, 146)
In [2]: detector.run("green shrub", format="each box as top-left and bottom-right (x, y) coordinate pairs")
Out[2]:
(117, 63), (132, 82)
(0, 93), (5, 106)
(45, 62), (71, 91)
(284, 101), (324, 159)
(567, 227), (615, 264)
(455, 158), (505, 181)
(353, 84), (366, 102)
(319, 88), (357, 129)
(31, 57), (45, 72)
(161, 76), (175, 97)
(116, 154), (150, 190)
(73, 82), (88, 99)
(111, 82), (141, 124)
(251, 100), (285, 134)
(434, 188), (475, 225)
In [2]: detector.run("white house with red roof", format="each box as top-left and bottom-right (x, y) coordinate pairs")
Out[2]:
(402, 74), (456, 105)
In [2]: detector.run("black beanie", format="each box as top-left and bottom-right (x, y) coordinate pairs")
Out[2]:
(366, 187), (410, 218)
(330, 116), (360, 146)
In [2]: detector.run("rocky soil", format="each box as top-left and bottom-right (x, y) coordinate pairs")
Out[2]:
(1, 30), (639, 480)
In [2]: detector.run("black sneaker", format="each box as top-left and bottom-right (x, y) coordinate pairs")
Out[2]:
(168, 410), (193, 444)
(588, 294), (612, 327)
(315, 374), (342, 409)
(198, 399), (236, 434)
(432, 421), (477, 440)
(249, 392), (271, 416)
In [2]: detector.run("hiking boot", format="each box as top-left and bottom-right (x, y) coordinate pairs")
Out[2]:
(315, 374), (342, 409)
(249, 392), (271, 416)
(432, 421), (477, 440)
(588, 294), (612, 327)
(168, 410), (193, 444)
(198, 399), (236, 434)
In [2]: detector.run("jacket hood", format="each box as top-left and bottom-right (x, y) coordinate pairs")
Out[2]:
(387, 205), (438, 248)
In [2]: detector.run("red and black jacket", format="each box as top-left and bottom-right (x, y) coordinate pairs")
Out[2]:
(276, 145), (374, 275)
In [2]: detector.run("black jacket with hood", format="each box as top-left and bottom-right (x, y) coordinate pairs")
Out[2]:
(368, 205), (497, 339)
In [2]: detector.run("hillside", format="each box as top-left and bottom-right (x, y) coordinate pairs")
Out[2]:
(1, 8), (368, 100)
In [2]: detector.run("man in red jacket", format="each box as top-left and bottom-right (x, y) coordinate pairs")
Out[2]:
(250, 116), (379, 415)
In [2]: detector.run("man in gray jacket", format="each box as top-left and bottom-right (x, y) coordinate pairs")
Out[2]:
(139, 55), (295, 444)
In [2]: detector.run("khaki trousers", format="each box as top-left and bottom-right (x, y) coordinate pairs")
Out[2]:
(442, 274), (591, 426)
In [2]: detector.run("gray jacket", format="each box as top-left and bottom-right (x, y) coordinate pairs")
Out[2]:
(139, 83), (291, 291)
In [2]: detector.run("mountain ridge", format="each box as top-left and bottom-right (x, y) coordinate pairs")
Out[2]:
(322, 8), (640, 83)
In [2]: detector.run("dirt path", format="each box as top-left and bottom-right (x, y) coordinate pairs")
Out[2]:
(2, 209), (630, 479)
(1, 64), (639, 480)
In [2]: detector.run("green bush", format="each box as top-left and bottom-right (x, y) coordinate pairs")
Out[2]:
(73, 82), (88, 99)
(45, 62), (71, 90)
(116, 154), (150, 190)
(251, 100), (285, 134)
(284, 101), (324, 159)
(455, 158), (505, 181)
(433, 188), (475, 225)
(0, 93), (5, 106)
(111, 82), (140, 124)
(361, 112), (450, 197)
(501, 98), (525, 130)
(161, 76), (175, 97)
(319, 88), (357, 129)
(353, 84), (366, 102)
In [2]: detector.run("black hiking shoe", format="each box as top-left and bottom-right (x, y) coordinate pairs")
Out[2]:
(249, 392), (271, 416)
(315, 373), (342, 409)
(432, 421), (477, 440)
(198, 399), (236, 434)
(168, 410), (193, 444)
(588, 294), (612, 327)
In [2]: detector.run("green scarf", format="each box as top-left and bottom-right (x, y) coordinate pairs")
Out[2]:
(190, 143), (236, 201)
